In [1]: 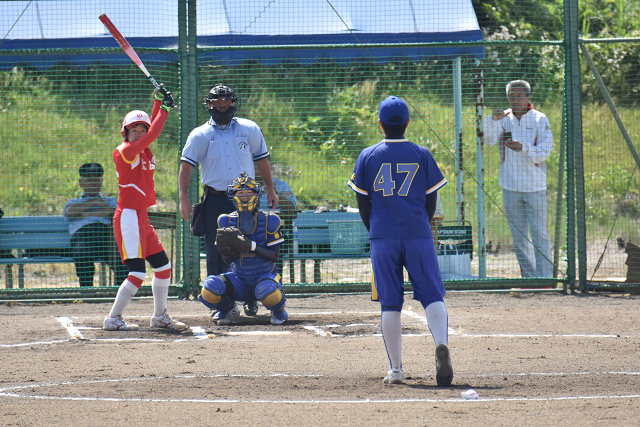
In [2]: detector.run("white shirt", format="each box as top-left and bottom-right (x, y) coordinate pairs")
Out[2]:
(483, 106), (553, 193)
(180, 117), (270, 190)
(63, 193), (118, 236)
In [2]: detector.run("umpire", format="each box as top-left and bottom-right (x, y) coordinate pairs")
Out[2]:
(178, 84), (279, 277)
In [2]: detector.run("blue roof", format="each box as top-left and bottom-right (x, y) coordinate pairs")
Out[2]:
(1, 0), (484, 69)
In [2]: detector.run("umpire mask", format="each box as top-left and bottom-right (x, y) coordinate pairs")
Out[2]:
(203, 84), (241, 128)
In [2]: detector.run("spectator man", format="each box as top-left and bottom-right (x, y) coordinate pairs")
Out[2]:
(179, 83), (278, 277)
(483, 79), (553, 277)
(64, 163), (128, 287)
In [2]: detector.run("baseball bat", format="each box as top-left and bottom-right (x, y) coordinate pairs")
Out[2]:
(99, 13), (160, 89)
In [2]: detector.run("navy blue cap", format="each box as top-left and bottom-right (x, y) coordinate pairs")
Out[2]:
(379, 96), (409, 125)
(79, 162), (104, 177)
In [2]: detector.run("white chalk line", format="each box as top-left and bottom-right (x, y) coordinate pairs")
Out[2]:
(56, 317), (84, 340)
(1, 311), (637, 405)
(0, 309), (628, 347)
(2, 393), (639, 404)
(1, 374), (639, 404)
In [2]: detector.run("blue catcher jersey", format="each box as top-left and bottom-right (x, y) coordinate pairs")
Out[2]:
(348, 138), (447, 239)
(218, 210), (284, 283)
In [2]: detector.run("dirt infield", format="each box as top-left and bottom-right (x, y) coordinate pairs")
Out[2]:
(1, 291), (639, 426)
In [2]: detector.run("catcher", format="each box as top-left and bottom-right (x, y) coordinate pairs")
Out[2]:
(198, 172), (289, 325)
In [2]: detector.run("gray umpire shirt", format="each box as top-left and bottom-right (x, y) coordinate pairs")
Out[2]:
(180, 117), (270, 191)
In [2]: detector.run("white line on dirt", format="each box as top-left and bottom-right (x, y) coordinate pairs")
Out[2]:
(0, 340), (70, 348)
(2, 372), (640, 404)
(55, 317), (84, 340)
(458, 333), (619, 338)
(1, 390), (639, 404)
(190, 326), (209, 339)
(227, 331), (290, 335)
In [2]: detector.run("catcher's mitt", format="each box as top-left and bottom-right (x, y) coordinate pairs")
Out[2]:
(216, 227), (252, 257)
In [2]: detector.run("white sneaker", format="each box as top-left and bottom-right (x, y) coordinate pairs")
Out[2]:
(435, 343), (453, 387)
(103, 315), (139, 331)
(383, 368), (404, 384)
(150, 310), (187, 330)
(217, 305), (240, 325)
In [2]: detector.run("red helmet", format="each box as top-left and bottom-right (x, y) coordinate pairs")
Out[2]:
(121, 110), (151, 139)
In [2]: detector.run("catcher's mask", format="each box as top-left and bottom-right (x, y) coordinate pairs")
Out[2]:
(228, 172), (261, 234)
(228, 172), (261, 212)
(121, 110), (151, 140)
(203, 83), (241, 128)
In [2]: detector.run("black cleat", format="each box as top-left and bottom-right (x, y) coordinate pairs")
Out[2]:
(435, 343), (453, 387)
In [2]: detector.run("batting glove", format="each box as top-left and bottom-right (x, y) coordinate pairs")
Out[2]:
(154, 83), (170, 101)
(160, 92), (176, 113)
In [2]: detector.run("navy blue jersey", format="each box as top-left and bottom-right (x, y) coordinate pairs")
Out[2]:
(348, 138), (446, 239)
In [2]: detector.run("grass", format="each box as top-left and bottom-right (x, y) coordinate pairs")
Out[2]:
(2, 64), (639, 258)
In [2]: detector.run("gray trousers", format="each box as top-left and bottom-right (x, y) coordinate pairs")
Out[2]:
(503, 189), (553, 278)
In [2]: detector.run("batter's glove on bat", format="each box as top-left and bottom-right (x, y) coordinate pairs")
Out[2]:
(216, 227), (254, 258)
(154, 83), (170, 101)
(160, 92), (176, 113)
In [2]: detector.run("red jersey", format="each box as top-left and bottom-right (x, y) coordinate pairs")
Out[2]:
(113, 100), (168, 210)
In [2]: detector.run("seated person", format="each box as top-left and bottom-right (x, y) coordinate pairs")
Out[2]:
(63, 163), (128, 287)
(258, 176), (297, 214)
(199, 172), (289, 325)
(257, 173), (297, 273)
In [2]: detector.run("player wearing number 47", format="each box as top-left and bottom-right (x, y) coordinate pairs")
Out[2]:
(198, 172), (289, 326)
(347, 95), (453, 387)
(103, 84), (187, 332)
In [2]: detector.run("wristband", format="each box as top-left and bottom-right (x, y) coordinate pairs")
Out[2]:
(251, 241), (256, 251)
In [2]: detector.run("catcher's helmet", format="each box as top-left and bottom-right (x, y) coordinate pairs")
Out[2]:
(121, 110), (151, 140)
(203, 83), (241, 127)
(227, 172), (261, 213)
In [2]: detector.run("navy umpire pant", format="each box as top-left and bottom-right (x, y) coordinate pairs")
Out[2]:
(203, 190), (235, 276)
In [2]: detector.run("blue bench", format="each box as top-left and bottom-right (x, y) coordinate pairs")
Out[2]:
(293, 211), (370, 283)
(0, 216), (111, 288)
(196, 210), (370, 284)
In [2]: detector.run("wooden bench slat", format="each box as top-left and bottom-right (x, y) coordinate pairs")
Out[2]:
(0, 216), (69, 233)
(0, 257), (75, 265)
(294, 211), (361, 229)
(293, 211), (370, 258)
(0, 233), (72, 250)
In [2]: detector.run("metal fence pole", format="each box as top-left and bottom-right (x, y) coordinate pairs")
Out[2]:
(178, 0), (201, 297)
(564, 0), (584, 290)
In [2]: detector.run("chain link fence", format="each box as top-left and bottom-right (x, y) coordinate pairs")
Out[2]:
(1, 0), (638, 299)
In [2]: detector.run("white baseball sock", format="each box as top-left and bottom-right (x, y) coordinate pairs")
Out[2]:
(152, 263), (171, 316)
(425, 301), (449, 346)
(381, 310), (402, 370)
(108, 274), (145, 318)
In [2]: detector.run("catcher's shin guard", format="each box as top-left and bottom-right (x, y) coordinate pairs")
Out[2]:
(254, 279), (285, 311)
(199, 274), (235, 310)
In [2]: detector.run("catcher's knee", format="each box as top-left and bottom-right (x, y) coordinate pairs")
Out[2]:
(254, 279), (285, 311)
(199, 274), (235, 308)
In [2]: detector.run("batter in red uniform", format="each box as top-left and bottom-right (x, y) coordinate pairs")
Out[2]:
(103, 84), (186, 332)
